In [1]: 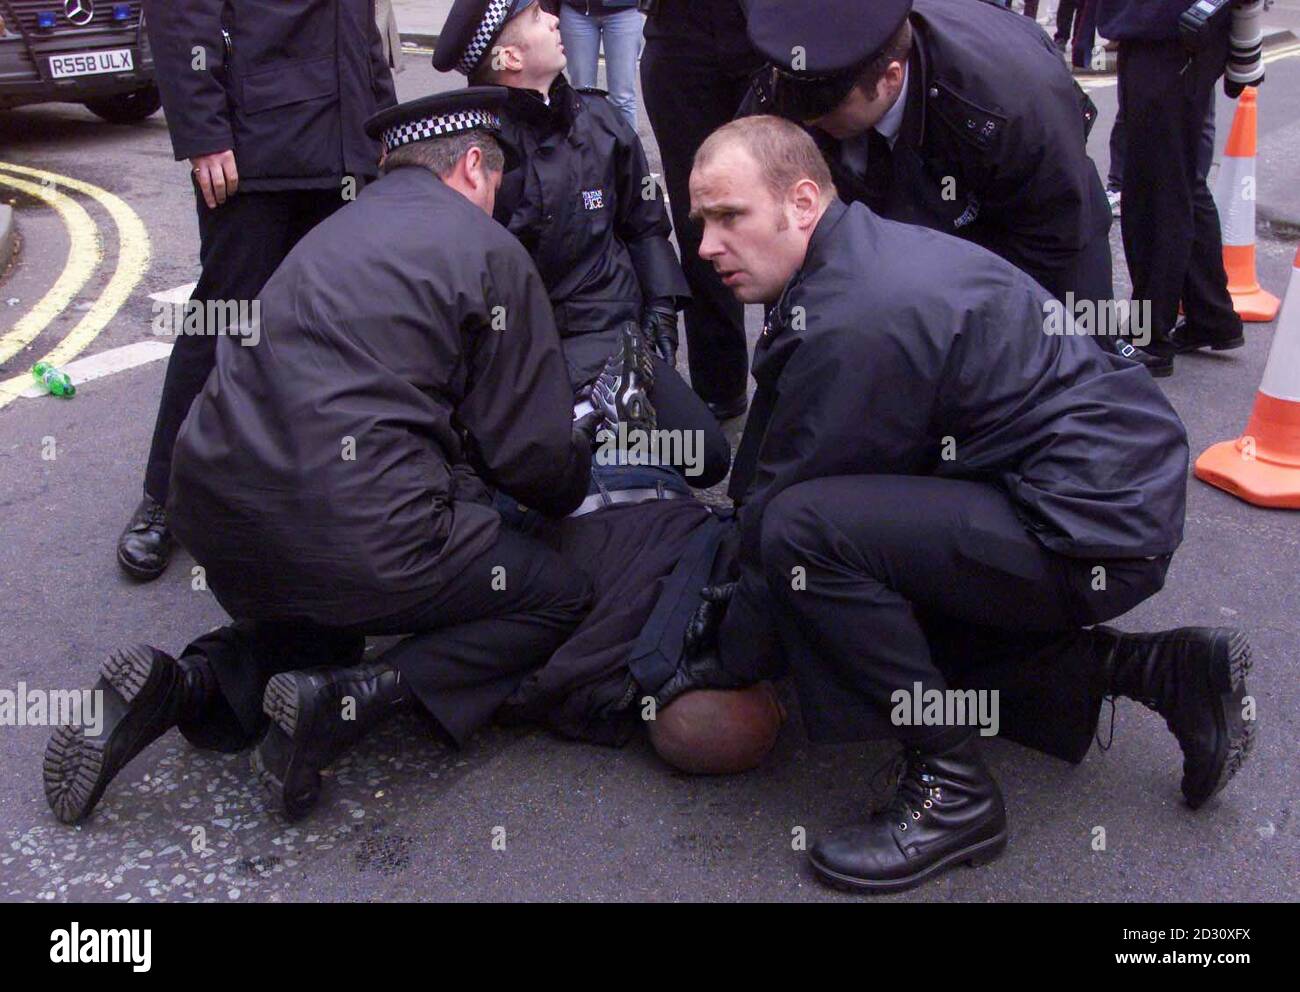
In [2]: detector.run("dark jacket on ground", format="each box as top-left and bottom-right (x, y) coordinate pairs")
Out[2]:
(721, 200), (1189, 669)
(169, 166), (592, 626)
(143, 0), (397, 190)
(750, 0), (1110, 302)
(494, 76), (690, 384)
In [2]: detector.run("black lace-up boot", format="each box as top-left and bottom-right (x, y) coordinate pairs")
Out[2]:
(252, 661), (412, 821)
(1098, 626), (1255, 809)
(116, 495), (173, 580)
(809, 732), (1007, 893)
(44, 645), (216, 824)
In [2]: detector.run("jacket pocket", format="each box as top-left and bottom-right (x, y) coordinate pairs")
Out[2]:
(240, 55), (338, 115)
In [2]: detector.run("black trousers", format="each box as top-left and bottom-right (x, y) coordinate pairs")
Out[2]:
(144, 187), (342, 504)
(640, 5), (759, 405)
(757, 475), (1171, 760)
(1117, 32), (1241, 347)
(174, 526), (593, 752)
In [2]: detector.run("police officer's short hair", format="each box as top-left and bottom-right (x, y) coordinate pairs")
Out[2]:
(695, 116), (837, 204)
(856, 20), (912, 98)
(381, 129), (506, 177)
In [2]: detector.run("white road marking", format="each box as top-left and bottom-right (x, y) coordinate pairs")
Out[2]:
(148, 282), (197, 305)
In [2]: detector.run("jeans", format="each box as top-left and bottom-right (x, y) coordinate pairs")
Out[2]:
(558, 5), (645, 131)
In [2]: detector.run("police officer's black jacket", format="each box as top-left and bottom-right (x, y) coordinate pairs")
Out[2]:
(168, 167), (593, 627)
(143, 0), (397, 190)
(721, 200), (1189, 665)
(753, 0), (1110, 302)
(493, 77), (690, 384)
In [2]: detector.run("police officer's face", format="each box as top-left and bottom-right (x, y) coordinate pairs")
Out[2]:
(501, 2), (567, 79)
(689, 145), (817, 305)
(807, 61), (906, 140)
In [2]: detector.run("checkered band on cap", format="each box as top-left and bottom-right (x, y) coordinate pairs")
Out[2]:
(381, 109), (502, 151)
(457, 0), (514, 75)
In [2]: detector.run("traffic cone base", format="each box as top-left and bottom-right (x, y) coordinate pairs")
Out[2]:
(1222, 245), (1281, 322)
(1196, 246), (1300, 509)
(1195, 394), (1300, 508)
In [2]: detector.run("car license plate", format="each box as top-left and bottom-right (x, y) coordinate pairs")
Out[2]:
(48, 48), (134, 80)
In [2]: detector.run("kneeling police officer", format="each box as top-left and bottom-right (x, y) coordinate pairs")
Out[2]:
(688, 116), (1255, 894)
(44, 90), (629, 824)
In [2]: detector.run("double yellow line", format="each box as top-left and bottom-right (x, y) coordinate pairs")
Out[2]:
(0, 162), (151, 409)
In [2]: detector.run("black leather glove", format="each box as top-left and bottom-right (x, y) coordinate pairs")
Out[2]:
(653, 646), (746, 710)
(642, 302), (679, 367)
(682, 581), (738, 660)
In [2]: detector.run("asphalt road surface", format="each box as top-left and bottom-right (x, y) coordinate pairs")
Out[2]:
(1, 45), (1298, 903)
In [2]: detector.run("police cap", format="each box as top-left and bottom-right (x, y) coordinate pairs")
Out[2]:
(364, 86), (511, 154)
(432, 0), (546, 76)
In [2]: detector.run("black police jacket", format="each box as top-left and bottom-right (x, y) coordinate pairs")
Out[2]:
(749, 0), (1110, 302)
(169, 167), (593, 626)
(143, 0), (397, 190)
(719, 200), (1189, 673)
(494, 77), (690, 384)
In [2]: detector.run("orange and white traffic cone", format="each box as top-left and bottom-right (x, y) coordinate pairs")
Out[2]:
(1213, 87), (1280, 322)
(1195, 246), (1300, 508)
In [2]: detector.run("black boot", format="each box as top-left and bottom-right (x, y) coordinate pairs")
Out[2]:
(252, 661), (411, 821)
(43, 645), (215, 824)
(1099, 626), (1255, 809)
(116, 496), (173, 581)
(809, 734), (1007, 894)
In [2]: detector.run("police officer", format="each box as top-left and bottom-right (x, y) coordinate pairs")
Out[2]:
(688, 116), (1253, 893)
(1097, 0), (1253, 375)
(433, 0), (690, 388)
(641, 0), (763, 419)
(120, 1), (396, 581)
(743, 0), (1129, 355)
(44, 90), (622, 825)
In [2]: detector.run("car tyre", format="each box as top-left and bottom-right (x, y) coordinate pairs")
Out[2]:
(83, 83), (162, 124)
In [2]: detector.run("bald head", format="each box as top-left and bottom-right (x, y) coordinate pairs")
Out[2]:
(689, 116), (835, 304)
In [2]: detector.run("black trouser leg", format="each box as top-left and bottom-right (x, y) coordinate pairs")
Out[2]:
(176, 621), (366, 752)
(756, 475), (1169, 756)
(176, 527), (593, 750)
(359, 527), (594, 745)
(640, 34), (755, 405)
(1117, 34), (1240, 346)
(143, 188), (342, 504)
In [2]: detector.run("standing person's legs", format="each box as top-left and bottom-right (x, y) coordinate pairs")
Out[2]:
(1055, 0), (1077, 47)
(1072, 0), (1099, 69)
(1107, 89), (1125, 192)
(599, 7), (647, 132)
(121, 188), (341, 580)
(1117, 40), (1200, 351)
(557, 5), (601, 90)
(641, 26), (755, 413)
(1023, 0), (1040, 18)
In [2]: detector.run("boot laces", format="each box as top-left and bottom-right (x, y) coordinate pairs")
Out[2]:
(878, 749), (942, 831)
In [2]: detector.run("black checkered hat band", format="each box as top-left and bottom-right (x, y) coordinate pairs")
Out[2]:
(382, 109), (502, 151)
(457, 0), (513, 75)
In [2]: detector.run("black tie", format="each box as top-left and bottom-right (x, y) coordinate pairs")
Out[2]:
(865, 128), (895, 201)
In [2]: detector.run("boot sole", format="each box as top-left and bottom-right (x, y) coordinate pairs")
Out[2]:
(42, 645), (172, 825)
(252, 673), (320, 821)
(1185, 628), (1255, 809)
(808, 829), (1008, 895)
(115, 546), (169, 582)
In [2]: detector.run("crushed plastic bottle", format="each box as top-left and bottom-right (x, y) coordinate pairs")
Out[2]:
(31, 361), (75, 397)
